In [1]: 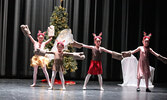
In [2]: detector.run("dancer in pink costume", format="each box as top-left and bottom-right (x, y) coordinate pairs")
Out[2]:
(20, 25), (54, 87)
(122, 32), (167, 92)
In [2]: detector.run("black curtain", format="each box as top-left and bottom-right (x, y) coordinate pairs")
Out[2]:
(0, 0), (167, 83)
(0, 0), (58, 78)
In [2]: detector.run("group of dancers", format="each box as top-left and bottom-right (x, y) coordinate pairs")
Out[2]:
(20, 25), (167, 92)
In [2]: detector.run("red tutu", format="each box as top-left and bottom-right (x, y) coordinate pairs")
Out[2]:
(87, 60), (102, 75)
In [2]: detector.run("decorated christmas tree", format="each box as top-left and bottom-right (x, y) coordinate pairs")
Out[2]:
(45, 6), (78, 74)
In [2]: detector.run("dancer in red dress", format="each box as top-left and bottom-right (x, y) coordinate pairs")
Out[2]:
(122, 32), (167, 92)
(81, 32), (121, 90)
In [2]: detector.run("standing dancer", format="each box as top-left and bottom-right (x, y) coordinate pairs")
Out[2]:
(42, 28), (85, 90)
(81, 32), (122, 90)
(122, 32), (167, 92)
(46, 40), (85, 90)
(20, 25), (54, 87)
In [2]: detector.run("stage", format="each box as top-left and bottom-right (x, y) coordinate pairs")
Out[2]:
(0, 79), (167, 100)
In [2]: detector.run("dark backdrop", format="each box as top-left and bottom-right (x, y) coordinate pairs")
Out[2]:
(0, 0), (167, 83)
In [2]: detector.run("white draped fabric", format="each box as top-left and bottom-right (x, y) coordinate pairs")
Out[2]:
(46, 29), (74, 61)
(119, 55), (154, 88)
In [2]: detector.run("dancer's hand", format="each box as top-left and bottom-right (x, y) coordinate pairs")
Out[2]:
(20, 25), (31, 36)
(73, 52), (85, 60)
(121, 51), (131, 58)
(111, 51), (123, 61)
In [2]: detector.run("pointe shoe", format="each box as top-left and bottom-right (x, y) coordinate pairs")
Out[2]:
(136, 88), (140, 92)
(83, 86), (86, 90)
(30, 84), (36, 87)
(48, 86), (53, 90)
(146, 88), (151, 92)
(100, 87), (104, 91)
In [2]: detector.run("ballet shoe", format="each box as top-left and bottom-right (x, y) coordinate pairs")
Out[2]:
(83, 86), (86, 90)
(146, 88), (151, 92)
(100, 87), (104, 91)
(48, 87), (53, 90)
(30, 84), (36, 87)
(136, 88), (140, 92)
(62, 87), (66, 90)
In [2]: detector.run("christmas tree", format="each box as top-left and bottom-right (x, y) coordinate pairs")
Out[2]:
(45, 6), (78, 74)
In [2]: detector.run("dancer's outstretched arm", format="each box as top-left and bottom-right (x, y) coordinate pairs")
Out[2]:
(131, 47), (140, 54)
(149, 48), (167, 64)
(82, 44), (94, 49)
(122, 47), (140, 58)
(149, 48), (159, 57)
(63, 52), (85, 60)
(101, 47), (123, 60)
(101, 47), (112, 54)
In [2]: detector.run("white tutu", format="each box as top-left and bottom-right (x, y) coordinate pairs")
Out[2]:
(119, 55), (154, 88)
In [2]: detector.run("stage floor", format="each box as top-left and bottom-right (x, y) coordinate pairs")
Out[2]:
(0, 79), (167, 100)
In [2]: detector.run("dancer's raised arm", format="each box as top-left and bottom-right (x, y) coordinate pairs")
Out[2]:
(20, 25), (36, 44)
(45, 25), (54, 45)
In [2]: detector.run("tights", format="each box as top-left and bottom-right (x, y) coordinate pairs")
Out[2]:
(31, 65), (51, 87)
(83, 74), (104, 90)
(49, 68), (65, 89)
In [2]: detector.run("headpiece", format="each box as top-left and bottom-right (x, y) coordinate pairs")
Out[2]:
(143, 32), (152, 41)
(93, 32), (102, 40)
(37, 30), (46, 37)
(57, 40), (65, 47)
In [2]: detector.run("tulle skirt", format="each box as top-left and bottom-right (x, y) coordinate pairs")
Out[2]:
(30, 55), (49, 67)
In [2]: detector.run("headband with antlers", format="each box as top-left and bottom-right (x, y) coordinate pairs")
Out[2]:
(57, 40), (65, 47)
(37, 30), (46, 37)
(143, 32), (152, 41)
(93, 32), (102, 40)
